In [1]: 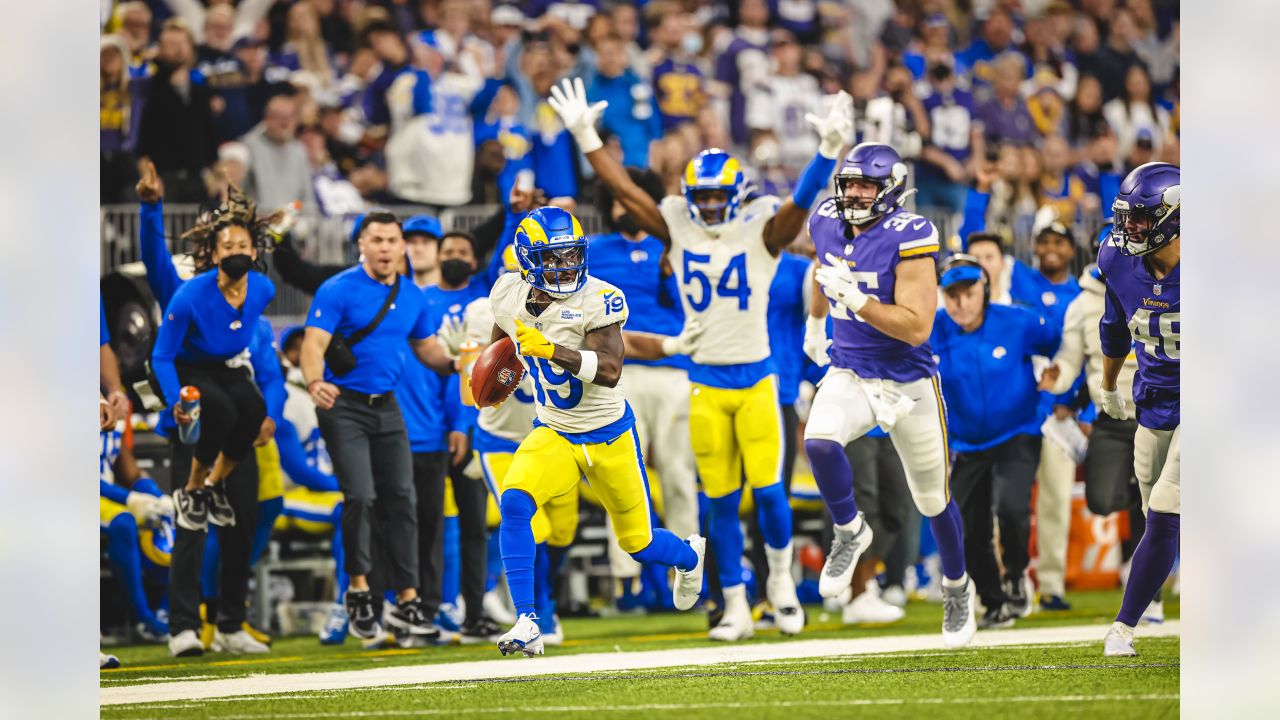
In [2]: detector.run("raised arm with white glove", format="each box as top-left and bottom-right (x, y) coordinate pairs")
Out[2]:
(814, 252), (870, 315)
(807, 91), (855, 160)
(547, 77), (608, 154)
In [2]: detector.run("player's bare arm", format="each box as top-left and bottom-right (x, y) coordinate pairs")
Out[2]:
(411, 335), (457, 374)
(547, 77), (670, 245)
(761, 202), (811, 257)
(854, 257), (938, 347)
(622, 316), (704, 361)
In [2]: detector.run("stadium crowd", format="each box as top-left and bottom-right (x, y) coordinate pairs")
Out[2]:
(98, 0), (1180, 662)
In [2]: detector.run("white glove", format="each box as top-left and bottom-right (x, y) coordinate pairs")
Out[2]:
(547, 77), (608, 154)
(814, 253), (869, 314)
(661, 317), (705, 357)
(437, 315), (466, 357)
(126, 492), (172, 523)
(803, 315), (832, 366)
(806, 91), (854, 159)
(1098, 384), (1130, 420)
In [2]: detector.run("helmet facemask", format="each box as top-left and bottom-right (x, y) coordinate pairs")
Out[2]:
(835, 173), (893, 225)
(521, 240), (587, 299)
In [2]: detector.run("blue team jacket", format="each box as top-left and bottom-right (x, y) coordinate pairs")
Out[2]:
(931, 304), (1062, 453)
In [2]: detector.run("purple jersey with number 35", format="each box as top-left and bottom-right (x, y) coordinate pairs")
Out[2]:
(1097, 238), (1180, 430)
(808, 200), (941, 382)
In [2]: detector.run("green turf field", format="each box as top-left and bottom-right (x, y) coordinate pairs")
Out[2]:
(100, 589), (1176, 687)
(101, 634), (1179, 719)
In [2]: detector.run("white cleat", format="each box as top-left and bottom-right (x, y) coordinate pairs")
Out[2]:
(940, 576), (977, 648)
(764, 543), (805, 635)
(497, 614), (544, 657)
(673, 534), (707, 611)
(843, 582), (906, 625)
(211, 629), (270, 654)
(1142, 599), (1165, 625)
(1104, 621), (1137, 657)
(483, 590), (517, 626)
(167, 629), (204, 658)
(819, 513), (873, 599)
(880, 584), (907, 608)
(708, 585), (755, 642)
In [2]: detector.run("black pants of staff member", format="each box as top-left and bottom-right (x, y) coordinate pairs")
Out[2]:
(1084, 414), (1147, 561)
(176, 361), (267, 469)
(746, 404), (800, 600)
(845, 434), (910, 562)
(951, 434), (1042, 610)
(418, 448), (490, 624)
(317, 392), (419, 591)
(168, 442), (260, 635)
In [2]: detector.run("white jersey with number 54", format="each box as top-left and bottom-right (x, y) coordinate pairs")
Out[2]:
(659, 194), (782, 367)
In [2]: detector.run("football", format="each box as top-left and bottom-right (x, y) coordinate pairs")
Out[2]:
(470, 335), (526, 408)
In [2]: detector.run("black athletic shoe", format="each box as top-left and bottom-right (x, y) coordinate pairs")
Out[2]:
(459, 616), (504, 644)
(345, 590), (383, 640)
(385, 597), (440, 639)
(174, 487), (208, 531)
(1004, 579), (1031, 618)
(206, 483), (236, 527)
(978, 603), (1016, 629)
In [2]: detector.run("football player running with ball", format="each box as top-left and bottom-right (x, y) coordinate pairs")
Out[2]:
(486, 206), (707, 657)
(550, 77), (853, 641)
(1098, 163), (1181, 657)
(803, 143), (977, 648)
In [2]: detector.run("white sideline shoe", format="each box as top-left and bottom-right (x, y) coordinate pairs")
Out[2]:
(168, 629), (204, 658)
(843, 582), (906, 625)
(211, 629), (270, 654)
(764, 542), (805, 635)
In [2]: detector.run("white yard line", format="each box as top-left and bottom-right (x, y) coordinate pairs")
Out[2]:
(102, 621), (1180, 707)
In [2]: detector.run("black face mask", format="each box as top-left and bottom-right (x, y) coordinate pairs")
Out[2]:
(440, 259), (473, 286)
(219, 253), (253, 280)
(614, 214), (642, 237)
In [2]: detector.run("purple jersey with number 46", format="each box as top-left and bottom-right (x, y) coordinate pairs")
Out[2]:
(809, 200), (941, 382)
(1097, 238), (1180, 430)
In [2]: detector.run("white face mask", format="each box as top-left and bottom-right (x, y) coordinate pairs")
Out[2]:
(681, 32), (703, 56)
(286, 365), (305, 387)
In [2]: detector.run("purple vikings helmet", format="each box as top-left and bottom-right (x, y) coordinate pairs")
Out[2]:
(834, 143), (909, 225)
(1112, 162), (1180, 256)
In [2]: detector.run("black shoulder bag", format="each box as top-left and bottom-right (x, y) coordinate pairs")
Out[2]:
(324, 279), (401, 376)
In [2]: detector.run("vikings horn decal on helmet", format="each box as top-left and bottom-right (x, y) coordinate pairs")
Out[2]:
(681, 148), (748, 229)
(514, 206), (589, 299)
(1111, 162), (1180, 257)
(833, 142), (910, 225)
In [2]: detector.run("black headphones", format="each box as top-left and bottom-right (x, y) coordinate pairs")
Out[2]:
(938, 253), (991, 307)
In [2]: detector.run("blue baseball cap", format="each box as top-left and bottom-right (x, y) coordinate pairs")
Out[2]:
(403, 214), (443, 239)
(940, 264), (984, 289)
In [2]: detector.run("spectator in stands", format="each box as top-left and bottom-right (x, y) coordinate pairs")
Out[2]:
(957, 7), (1019, 89)
(1026, 70), (1068, 139)
(745, 29), (822, 174)
(646, 2), (706, 134)
(1039, 134), (1094, 222)
(1093, 8), (1144, 101)
(1128, 0), (1179, 86)
(472, 84), (533, 206)
(115, 1), (154, 78)
(510, 38), (583, 203)
(715, 0), (770, 147)
(159, 0), (272, 46)
(300, 211), (447, 645)
(902, 13), (957, 82)
(196, 5), (256, 144)
(269, 0), (336, 87)
(606, 2), (647, 78)
(136, 19), (218, 202)
(934, 255), (1061, 628)
(234, 36), (289, 125)
(300, 124), (365, 217)
(916, 61), (981, 219)
(243, 94), (314, 213)
(589, 33), (661, 169)
(1103, 64), (1171, 164)
(1021, 10), (1078, 101)
(974, 52), (1035, 148)
(1066, 74), (1107, 147)
(102, 34), (145, 202)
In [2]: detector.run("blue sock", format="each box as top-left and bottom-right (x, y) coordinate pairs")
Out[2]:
(929, 500), (966, 581)
(534, 543), (551, 620)
(753, 481), (793, 550)
(442, 515), (461, 606)
(499, 490), (538, 617)
(105, 513), (155, 626)
(486, 531), (504, 593)
(250, 496), (284, 566)
(630, 528), (698, 571)
(805, 439), (860, 525)
(332, 517), (349, 603)
(707, 490), (745, 587)
(1116, 511), (1179, 626)
(201, 530), (221, 602)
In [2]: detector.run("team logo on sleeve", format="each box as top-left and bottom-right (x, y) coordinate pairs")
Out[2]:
(601, 290), (625, 316)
